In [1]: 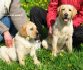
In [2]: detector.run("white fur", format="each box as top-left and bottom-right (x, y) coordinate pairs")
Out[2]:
(52, 17), (73, 56)
(42, 17), (73, 56)
(42, 5), (77, 56)
(0, 21), (41, 65)
(14, 33), (41, 65)
(0, 46), (17, 63)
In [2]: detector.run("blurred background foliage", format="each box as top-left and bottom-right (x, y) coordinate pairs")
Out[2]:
(20, 0), (49, 16)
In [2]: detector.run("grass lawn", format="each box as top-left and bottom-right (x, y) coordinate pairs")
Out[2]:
(0, 43), (83, 70)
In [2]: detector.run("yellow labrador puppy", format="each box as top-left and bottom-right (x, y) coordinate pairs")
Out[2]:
(15, 21), (41, 65)
(42, 5), (77, 56)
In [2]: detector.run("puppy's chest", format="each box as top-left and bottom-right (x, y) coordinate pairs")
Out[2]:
(15, 34), (40, 50)
(23, 40), (40, 49)
(53, 26), (73, 39)
(23, 40), (35, 49)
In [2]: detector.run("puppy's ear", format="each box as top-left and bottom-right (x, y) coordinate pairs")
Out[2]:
(72, 7), (77, 18)
(57, 5), (62, 16)
(57, 6), (61, 14)
(19, 24), (27, 37)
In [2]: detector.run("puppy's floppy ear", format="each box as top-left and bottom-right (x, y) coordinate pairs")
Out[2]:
(57, 6), (61, 14)
(19, 24), (27, 37)
(57, 5), (62, 16)
(72, 7), (77, 18)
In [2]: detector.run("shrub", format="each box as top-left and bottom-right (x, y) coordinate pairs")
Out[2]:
(20, 0), (49, 16)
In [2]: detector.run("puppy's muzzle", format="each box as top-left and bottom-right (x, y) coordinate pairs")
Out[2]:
(64, 13), (68, 19)
(63, 13), (69, 22)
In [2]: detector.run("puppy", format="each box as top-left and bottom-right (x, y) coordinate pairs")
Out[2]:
(42, 5), (77, 56)
(14, 21), (41, 65)
(0, 41), (17, 63)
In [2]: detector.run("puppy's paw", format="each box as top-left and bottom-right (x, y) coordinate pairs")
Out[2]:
(42, 40), (48, 49)
(52, 52), (57, 57)
(19, 61), (25, 65)
(34, 60), (40, 65)
(3, 57), (11, 64)
(6, 60), (11, 64)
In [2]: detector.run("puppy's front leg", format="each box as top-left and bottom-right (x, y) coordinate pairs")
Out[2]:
(1, 54), (11, 63)
(0, 51), (11, 63)
(17, 49), (25, 65)
(30, 47), (40, 65)
(66, 37), (72, 53)
(52, 36), (58, 56)
(42, 40), (48, 49)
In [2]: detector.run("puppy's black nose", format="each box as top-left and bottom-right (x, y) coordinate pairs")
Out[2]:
(64, 13), (68, 18)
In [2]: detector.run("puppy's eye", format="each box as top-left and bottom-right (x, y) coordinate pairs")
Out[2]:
(62, 8), (65, 10)
(69, 9), (71, 11)
(30, 28), (33, 30)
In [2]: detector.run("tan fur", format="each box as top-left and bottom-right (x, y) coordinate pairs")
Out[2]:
(42, 5), (77, 56)
(20, 21), (38, 38)
(19, 23), (27, 37)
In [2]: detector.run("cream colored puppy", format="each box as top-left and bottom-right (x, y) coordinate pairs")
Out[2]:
(0, 21), (41, 65)
(42, 5), (77, 56)
(0, 42), (17, 63)
(15, 21), (41, 65)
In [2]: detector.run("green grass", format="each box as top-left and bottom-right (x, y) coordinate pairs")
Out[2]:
(0, 44), (83, 70)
